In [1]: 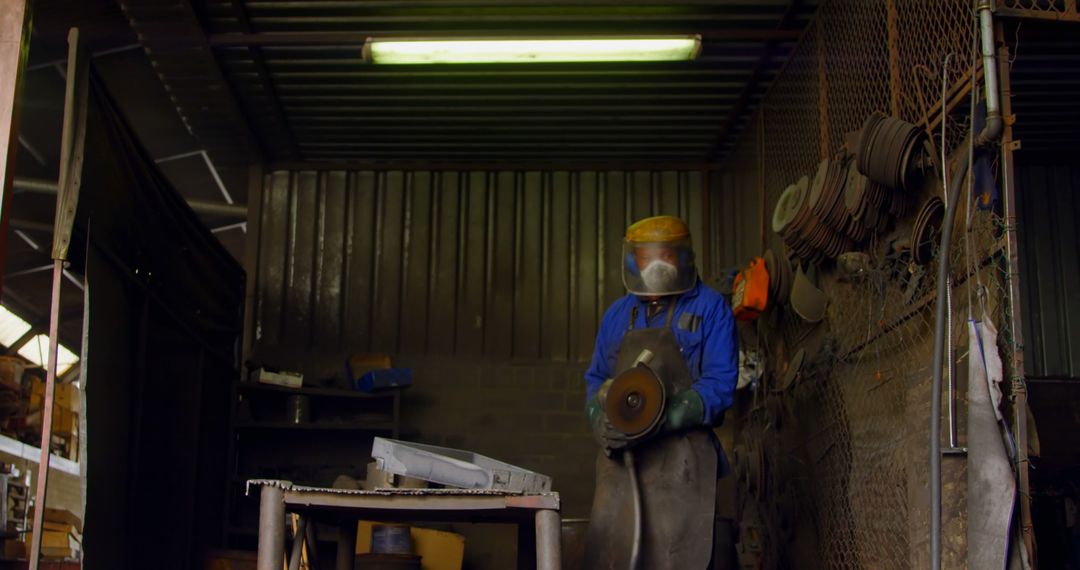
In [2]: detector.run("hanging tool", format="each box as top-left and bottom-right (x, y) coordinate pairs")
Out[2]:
(29, 28), (88, 570)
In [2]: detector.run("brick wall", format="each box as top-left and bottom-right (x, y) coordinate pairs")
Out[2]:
(396, 356), (595, 517)
(390, 356), (594, 569)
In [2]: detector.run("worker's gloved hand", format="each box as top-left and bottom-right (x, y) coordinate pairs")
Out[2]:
(661, 388), (706, 434)
(586, 381), (629, 453)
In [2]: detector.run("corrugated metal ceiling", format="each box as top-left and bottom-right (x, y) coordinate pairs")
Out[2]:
(1006, 20), (1080, 152)
(121, 0), (817, 165)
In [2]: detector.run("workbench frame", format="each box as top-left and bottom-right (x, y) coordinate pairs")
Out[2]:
(251, 481), (561, 570)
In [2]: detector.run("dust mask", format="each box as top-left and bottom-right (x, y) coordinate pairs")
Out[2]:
(640, 260), (679, 293)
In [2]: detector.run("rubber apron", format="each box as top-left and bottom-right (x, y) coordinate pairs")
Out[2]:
(585, 301), (718, 570)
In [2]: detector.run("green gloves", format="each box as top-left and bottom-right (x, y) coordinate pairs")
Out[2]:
(587, 380), (629, 453)
(661, 389), (706, 434)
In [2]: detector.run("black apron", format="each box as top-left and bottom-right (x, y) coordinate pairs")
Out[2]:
(585, 301), (718, 570)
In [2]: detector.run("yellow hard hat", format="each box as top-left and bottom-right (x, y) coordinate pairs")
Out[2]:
(625, 215), (691, 244)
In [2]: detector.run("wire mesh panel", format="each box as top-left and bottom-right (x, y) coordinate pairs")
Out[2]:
(719, 1), (1019, 568)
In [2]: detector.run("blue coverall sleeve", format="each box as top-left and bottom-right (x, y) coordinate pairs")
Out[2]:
(583, 301), (625, 404)
(691, 296), (739, 425)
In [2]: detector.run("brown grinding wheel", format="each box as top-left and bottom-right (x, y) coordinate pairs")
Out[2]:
(604, 364), (666, 439)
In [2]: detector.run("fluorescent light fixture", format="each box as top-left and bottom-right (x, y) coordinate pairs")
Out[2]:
(0, 306), (32, 348)
(18, 334), (79, 376)
(364, 36), (702, 65)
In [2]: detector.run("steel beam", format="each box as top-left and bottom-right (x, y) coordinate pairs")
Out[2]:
(13, 177), (248, 219)
(266, 160), (725, 172)
(228, 0), (298, 159)
(535, 509), (562, 570)
(257, 485), (286, 570)
(208, 29), (804, 47)
(708, 0), (803, 160)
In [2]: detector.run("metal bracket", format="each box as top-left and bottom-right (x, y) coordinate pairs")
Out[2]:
(50, 29), (90, 263)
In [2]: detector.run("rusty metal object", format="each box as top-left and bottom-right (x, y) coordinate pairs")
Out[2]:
(790, 265), (828, 324)
(856, 112), (928, 192)
(763, 249), (793, 308)
(605, 364), (666, 440)
(778, 349), (806, 392)
(911, 196), (945, 266)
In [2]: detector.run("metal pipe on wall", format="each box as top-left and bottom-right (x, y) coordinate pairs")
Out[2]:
(930, 2), (1004, 569)
(12, 176), (249, 219)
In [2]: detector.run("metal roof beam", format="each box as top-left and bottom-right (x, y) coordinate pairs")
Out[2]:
(207, 29), (803, 47)
(708, 0), (804, 159)
(119, 0), (264, 165)
(227, 0), (299, 159)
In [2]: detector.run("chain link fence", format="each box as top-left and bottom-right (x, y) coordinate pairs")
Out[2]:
(722, 1), (1020, 567)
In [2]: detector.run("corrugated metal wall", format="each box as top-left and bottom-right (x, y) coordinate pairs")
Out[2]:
(249, 169), (705, 370)
(1016, 157), (1080, 380)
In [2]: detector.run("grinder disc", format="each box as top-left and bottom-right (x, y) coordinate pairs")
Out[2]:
(605, 364), (666, 439)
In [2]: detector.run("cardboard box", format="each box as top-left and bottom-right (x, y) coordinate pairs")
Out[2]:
(251, 368), (303, 389)
(30, 381), (76, 411)
(25, 408), (78, 438)
(31, 508), (82, 535)
(3, 538), (26, 560)
(41, 534), (79, 559)
(205, 549), (257, 570)
(356, 522), (464, 570)
(346, 354), (392, 386)
(52, 408), (77, 437)
(0, 357), (25, 391)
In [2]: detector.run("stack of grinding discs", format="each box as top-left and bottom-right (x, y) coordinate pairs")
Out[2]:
(773, 158), (855, 264)
(772, 175), (813, 260)
(806, 155), (857, 257)
(857, 112), (928, 192)
(763, 249), (793, 306)
(911, 196), (945, 265)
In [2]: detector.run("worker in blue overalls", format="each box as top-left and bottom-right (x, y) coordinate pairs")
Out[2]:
(583, 215), (738, 570)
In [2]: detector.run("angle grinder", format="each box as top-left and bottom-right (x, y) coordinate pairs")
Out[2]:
(601, 349), (667, 442)
(600, 349), (667, 570)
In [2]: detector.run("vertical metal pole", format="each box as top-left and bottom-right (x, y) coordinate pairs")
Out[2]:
(535, 509), (562, 570)
(288, 516), (307, 570)
(336, 520), (357, 570)
(0, 0), (33, 294)
(29, 263), (62, 568)
(30, 27), (87, 570)
(995, 21), (1035, 564)
(256, 485), (286, 570)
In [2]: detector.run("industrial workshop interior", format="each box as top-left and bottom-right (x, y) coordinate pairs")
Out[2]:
(0, 0), (1078, 569)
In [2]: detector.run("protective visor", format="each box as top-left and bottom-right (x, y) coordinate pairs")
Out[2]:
(622, 239), (697, 296)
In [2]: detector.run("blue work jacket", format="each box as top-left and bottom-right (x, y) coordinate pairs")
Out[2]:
(584, 280), (738, 425)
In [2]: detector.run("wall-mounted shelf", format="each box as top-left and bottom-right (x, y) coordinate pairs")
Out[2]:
(225, 381), (402, 549)
(0, 433), (79, 476)
(238, 382), (397, 400)
(235, 420), (395, 432)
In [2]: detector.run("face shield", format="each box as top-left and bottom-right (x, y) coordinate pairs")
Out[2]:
(622, 238), (697, 296)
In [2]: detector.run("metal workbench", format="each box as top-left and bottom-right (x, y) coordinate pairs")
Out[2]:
(248, 479), (561, 570)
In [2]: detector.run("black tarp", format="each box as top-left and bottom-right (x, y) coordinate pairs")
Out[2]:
(74, 70), (244, 569)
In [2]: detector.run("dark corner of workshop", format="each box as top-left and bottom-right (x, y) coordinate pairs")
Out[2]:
(0, 1), (1077, 569)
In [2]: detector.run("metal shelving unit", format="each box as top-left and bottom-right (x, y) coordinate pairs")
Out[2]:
(223, 383), (402, 548)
